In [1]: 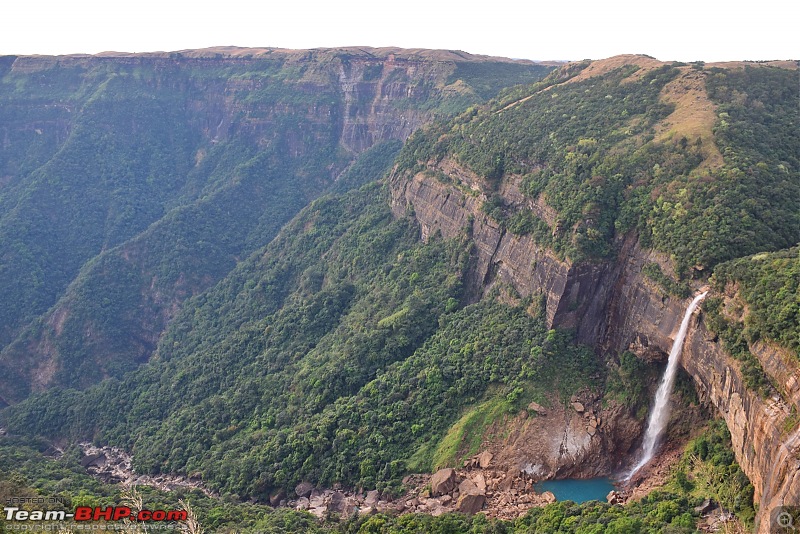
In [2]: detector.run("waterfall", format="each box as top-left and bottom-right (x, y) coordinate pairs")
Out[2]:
(626, 291), (708, 480)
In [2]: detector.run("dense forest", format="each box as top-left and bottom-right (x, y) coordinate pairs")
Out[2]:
(3, 185), (602, 497)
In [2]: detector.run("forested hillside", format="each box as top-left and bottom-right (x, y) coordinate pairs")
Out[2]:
(396, 61), (799, 271)
(0, 49), (552, 404)
(4, 184), (602, 497)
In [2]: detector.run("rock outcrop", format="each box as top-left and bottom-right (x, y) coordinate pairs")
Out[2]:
(455, 478), (486, 514)
(78, 443), (214, 497)
(397, 463), (558, 519)
(604, 234), (800, 532)
(683, 324), (800, 532)
(495, 393), (643, 480)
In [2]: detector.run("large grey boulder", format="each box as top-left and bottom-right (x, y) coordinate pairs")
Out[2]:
(430, 468), (457, 496)
(295, 481), (314, 498)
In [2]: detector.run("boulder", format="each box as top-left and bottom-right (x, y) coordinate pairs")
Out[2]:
(430, 468), (457, 496)
(328, 491), (354, 515)
(694, 498), (715, 515)
(269, 489), (286, 507)
(459, 478), (478, 495)
(309, 493), (326, 509)
(455, 477), (486, 514)
(431, 505), (446, 517)
(572, 402), (585, 413)
(295, 497), (310, 510)
(80, 453), (107, 468)
(478, 451), (493, 468)
(456, 493), (486, 514)
(295, 481), (314, 498)
(527, 401), (547, 415)
(364, 489), (379, 506)
(473, 473), (487, 492)
(541, 491), (556, 504)
(607, 490), (624, 505)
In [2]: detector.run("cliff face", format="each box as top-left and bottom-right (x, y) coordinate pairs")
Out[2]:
(390, 164), (610, 343)
(1, 50), (472, 164)
(390, 161), (799, 530)
(336, 55), (442, 152)
(683, 325), (800, 532)
(606, 230), (800, 531)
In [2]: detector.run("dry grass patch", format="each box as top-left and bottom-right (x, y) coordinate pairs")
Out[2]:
(562, 54), (665, 85)
(654, 67), (724, 169)
(706, 59), (798, 70)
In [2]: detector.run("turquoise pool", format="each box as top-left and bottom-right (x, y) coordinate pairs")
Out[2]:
(534, 477), (616, 504)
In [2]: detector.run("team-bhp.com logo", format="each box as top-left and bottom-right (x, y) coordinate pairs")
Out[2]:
(4, 506), (187, 522)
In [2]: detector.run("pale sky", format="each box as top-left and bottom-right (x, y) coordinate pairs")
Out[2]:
(2, 0), (798, 62)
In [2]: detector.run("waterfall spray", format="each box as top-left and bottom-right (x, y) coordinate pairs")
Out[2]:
(626, 291), (708, 480)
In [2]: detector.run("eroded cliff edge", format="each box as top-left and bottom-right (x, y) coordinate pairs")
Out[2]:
(389, 162), (800, 531)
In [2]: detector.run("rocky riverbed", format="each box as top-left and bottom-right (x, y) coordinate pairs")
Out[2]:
(79, 443), (215, 497)
(77, 438), (692, 521)
(78, 443), (560, 519)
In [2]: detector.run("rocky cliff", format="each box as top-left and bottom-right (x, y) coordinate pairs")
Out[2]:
(389, 161), (611, 344)
(389, 156), (799, 531)
(603, 226), (800, 532)
(684, 323), (800, 532)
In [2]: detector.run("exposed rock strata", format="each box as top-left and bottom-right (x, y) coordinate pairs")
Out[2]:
(683, 324), (800, 533)
(390, 167), (610, 342)
(494, 394), (643, 480)
(606, 235), (800, 532)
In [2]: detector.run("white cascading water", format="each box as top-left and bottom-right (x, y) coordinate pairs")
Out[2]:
(626, 291), (708, 480)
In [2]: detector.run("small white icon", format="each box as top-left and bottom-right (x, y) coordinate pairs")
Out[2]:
(777, 511), (794, 529)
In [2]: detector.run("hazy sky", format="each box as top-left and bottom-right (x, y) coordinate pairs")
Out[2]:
(3, 0), (798, 61)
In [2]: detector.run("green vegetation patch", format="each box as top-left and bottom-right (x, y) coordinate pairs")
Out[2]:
(331, 140), (403, 194)
(712, 246), (800, 356)
(703, 295), (775, 397)
(4, 183), (604, 501)
(431, 395), (511, 470)
(641, 262), (691, 298)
